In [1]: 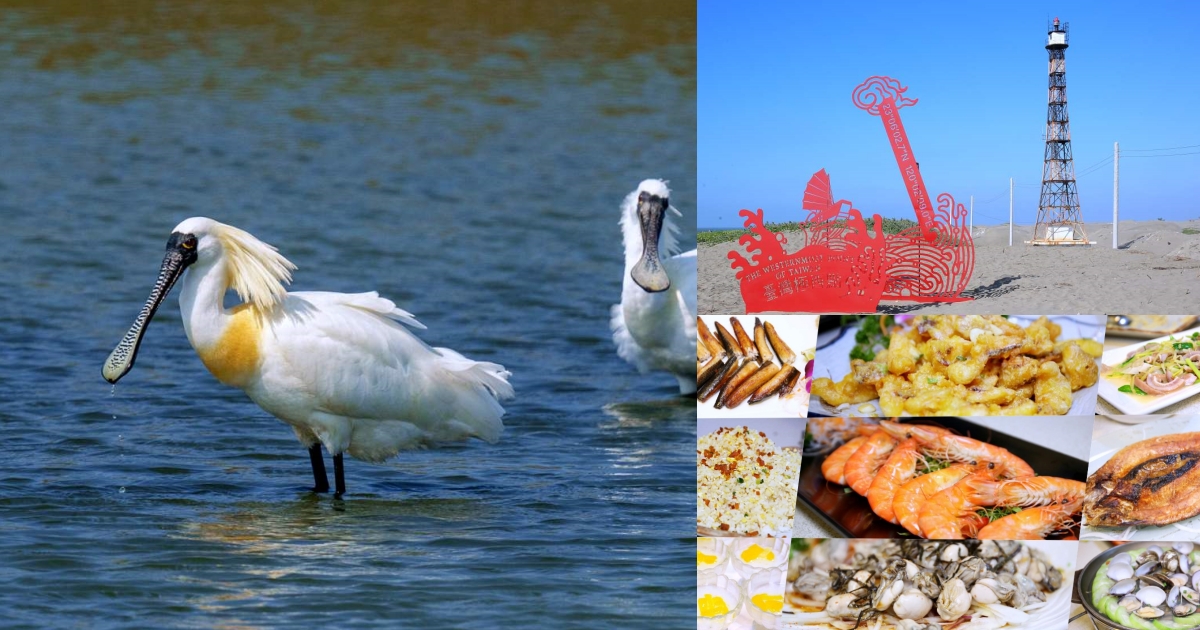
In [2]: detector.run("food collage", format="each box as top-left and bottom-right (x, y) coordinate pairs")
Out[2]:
(697, 314), (1200, 629)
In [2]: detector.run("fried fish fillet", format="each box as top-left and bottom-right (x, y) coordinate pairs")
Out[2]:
(1084, 432), (1200, 527)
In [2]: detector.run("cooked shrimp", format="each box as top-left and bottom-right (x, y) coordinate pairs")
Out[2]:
(976, 496), (1082, 540)
(821, 436), (868, 485)
(866, 437), (922, 524)
(968, 476), (1085, 508)
(892, 464), (973, 537)
(890, 423), (1034, 478)
(843, 430), (899, 496)
(917, 467), (997, 539)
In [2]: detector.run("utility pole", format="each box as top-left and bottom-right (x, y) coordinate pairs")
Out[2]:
(1113, 141), (1119, 249)
(1009, 178), (1014, 246)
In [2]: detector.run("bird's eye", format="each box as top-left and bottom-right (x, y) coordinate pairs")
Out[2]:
(182, 237), (196, 249)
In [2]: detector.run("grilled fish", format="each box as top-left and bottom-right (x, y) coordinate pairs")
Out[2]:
(1084, 432), (1200, 527)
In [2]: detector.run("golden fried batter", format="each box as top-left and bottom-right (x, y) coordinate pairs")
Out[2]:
(1061, 343), (1099, 390)
(851, 359), (888, 385)
(814, 315), (1099, 416)
(1034, 361), (1073, 415)
(887, 330), (920, 375)
(1055, 337), (1102, 358)
(812, 373), (877, 407)
(999, 354), (1039, 389)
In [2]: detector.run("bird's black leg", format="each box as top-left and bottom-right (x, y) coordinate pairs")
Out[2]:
(309, 443), (330, 493)
(333, 453), (346, 496)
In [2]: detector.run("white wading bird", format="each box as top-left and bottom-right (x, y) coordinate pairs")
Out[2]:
(611, 179), (697, 395)
(103, 218), (513, 495)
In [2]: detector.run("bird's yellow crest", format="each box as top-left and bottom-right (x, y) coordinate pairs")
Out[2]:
(214, 222), (297, 312)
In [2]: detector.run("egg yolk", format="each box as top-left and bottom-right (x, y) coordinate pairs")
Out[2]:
(697, 551), (718, 565)
(740, 544), (776, 563)
(752, 593), (784, 614)
(698, 593), (729, 617)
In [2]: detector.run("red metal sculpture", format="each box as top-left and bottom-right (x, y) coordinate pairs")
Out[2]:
(729, 77), (974, 313)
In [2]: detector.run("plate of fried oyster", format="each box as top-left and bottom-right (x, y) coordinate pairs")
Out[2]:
(783, 539), (1072, 630)
(1083, 416), (1200, 541)
(809, 315), (1103, 417)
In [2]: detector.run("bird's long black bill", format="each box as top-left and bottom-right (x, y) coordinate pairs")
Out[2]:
(102, 250), (188, 383)
(630, 197), (670, 293)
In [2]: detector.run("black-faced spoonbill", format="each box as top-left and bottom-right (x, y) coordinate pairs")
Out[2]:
(610, 179), (697, 394)
(103, 218), (513, 495)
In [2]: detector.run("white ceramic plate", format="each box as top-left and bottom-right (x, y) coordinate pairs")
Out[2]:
(808, 315), (1104, 418)
(698, 315), (818, 419)
(1081, 416), (1200, 541)
(781, 540), (1076, 630)
(1097, 326), (1200, 415)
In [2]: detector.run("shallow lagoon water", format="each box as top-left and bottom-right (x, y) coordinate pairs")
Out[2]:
(0, 3), (695, 627)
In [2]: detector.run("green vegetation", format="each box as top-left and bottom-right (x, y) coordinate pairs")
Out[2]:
(1183, 228), (1200, 235)
(699, 217), (919, 245)
(978, 505), (1022, 521)
(842, 314), (894, 362)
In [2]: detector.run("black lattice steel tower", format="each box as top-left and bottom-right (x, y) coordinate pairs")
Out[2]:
(1031, 17), (1091, 245)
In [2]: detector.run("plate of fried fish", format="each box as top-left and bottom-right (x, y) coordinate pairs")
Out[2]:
(1083, 416), (1200, 541)
(697, 315), (818, 419)
(808, 315), (1104, 417)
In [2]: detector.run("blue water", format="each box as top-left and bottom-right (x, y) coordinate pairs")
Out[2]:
(0, 4), (696, 627)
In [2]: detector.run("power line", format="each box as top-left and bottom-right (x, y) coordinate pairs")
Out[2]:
(1121, 143), (1200, 153)
(1122, 150), (1200, 158)
(1076, 154), (1113, 172)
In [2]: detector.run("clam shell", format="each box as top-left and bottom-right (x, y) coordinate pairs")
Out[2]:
(1108, 562), (1134, 581)
(1176, 542), (1195, 555)
(1119, 595), (1142, 612)
(1110, 579), (1137, 595)
(1137, 585), (1167, 607)
(1176, 603), (1198, 617)
(1136, 561), (1160, 576)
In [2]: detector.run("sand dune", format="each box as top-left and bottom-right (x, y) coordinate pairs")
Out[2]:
(699, 220), (1200, 314)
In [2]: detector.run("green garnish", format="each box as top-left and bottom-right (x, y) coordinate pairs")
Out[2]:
(956, 356), (967, 362)
(791, 538), (811, 552)
(843, 487), (853, 494)
(1176, 342), (1195, 351)
(927, 377), (939, 384)
(1185, 357), (1200, 381)
(1118, 384), (1148, 395)
(921, 456), (952, 473)
(737, 478), (744, 484)
(845, 315), (894, 362)
(977, 505), (1023, 520)
(758, 478), (764, 484)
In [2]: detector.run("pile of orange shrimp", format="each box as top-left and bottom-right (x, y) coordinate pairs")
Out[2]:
(819, 420), (1084, 540)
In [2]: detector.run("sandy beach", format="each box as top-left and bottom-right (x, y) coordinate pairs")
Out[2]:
(700, 220), (1200, 314)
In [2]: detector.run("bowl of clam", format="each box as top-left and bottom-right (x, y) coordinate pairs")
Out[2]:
(1077, 541), (1200, 630)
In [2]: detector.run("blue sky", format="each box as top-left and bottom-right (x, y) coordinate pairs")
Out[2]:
(699, 0), (1200, 227)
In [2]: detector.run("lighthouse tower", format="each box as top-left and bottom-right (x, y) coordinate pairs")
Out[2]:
(1030, 17), (1092, 245)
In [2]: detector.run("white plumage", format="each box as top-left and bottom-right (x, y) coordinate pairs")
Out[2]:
(610, 180), (698, 394)
(106, 217), (512, 493)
